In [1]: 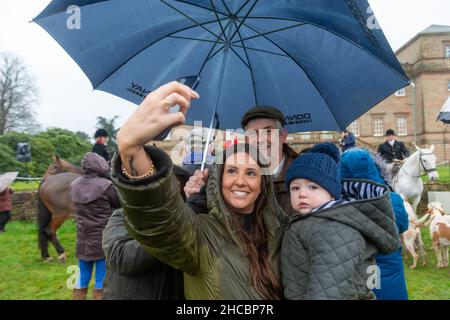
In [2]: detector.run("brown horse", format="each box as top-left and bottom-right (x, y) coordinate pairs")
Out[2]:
(37, 156), (82, 262)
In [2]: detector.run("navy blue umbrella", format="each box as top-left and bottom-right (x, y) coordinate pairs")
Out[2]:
(34, 0), (409, 133)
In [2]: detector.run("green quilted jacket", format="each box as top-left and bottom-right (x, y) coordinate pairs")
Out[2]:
(111, 146), (288, 300)
(281, 180), (401, 300)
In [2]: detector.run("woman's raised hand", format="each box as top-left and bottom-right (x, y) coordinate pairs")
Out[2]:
(118, 81), (199, 156)
(117, 81), (199, 177)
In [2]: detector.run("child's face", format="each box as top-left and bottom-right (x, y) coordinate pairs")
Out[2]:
(289, 178), (334, 215)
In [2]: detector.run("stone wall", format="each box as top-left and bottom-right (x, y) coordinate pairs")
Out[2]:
(11, 191), (38, 221)
(418, 182), (450, 214)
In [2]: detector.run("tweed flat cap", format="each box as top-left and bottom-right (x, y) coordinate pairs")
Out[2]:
(241, 105), (286, 128)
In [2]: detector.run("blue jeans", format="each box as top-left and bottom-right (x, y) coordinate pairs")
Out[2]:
(75, 259), (106, 289)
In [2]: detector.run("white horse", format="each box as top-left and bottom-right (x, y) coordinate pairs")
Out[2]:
(392, 145), (439, 213)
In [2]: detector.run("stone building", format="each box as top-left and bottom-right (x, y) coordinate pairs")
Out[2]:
(348, 25), (450, 162)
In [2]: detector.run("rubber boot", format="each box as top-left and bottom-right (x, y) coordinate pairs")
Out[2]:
(93, 288), (103, 300)
(72, 288), (88, 300)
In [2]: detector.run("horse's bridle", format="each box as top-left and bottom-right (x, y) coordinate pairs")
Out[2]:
(402, 152), (437, 178)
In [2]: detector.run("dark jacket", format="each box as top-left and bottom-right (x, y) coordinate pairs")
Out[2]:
(281, 180), (401, 300)
(377, 140), (410, 163)
(273, 144), (298, 215)
(341, 149), (408, 300)
(340, 133), (356, 152)
(111, 146), (287, 299)
(0, 187), (13, 212)
(71, 152), (120, 261)
(102, 209), (184, 300)
(92, 143), (110, 163)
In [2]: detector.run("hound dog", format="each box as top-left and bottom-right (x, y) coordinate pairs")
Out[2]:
(402, 198), (429, 269)
(426, 202), (450, 268)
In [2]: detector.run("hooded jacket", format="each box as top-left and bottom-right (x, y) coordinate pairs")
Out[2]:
(70, 152), (120, 261)
(111, 146), (287, 300)
(340, 148), (408, 300)
(281, 180), (401, 300)
(0, 187), (13, 212)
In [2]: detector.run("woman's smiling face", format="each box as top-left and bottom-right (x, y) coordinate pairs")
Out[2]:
(221, 152), (262, 214)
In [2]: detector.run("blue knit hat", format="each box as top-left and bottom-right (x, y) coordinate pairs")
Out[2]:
(285, 142), (342, 199)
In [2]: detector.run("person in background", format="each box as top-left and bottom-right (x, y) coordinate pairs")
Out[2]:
(180, 127), (214, 176)
(0, 172), (18, 233)
(339, 129), (356, 152)
(377, 129), (410, 163)
(92, 128), (110, 163)
(341, 148), (409, 300)
(70, 152), (121, 300)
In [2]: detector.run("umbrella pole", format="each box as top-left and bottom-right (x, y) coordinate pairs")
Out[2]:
(201, 45), (231, 171)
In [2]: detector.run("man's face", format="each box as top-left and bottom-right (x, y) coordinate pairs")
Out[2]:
(97, 136), (107, 144)
(245, 118), (287, 167)
(387, 134), (395, 142)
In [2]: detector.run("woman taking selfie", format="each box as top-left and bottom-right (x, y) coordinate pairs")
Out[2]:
(111, 81), (287, 299)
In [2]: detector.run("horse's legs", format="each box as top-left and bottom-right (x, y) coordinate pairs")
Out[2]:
(40, 234), (51, 261)
(46, 216), (67, 262)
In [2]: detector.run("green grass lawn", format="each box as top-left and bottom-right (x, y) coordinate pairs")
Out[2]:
(0, 220), (83, 300)
(0, 220), (449, 300)
(403, 227), (450, 300)
(11, 181), (41, 191)
(422, 166), (450, 183)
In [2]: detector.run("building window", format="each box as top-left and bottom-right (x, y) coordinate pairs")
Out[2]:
(300, 132), (311, 140)
(395, 88), (406, 96)
(320, 132), (333, 140)
(446, 45), (450, 58)
(348, 120), (360, 137)
(396, 117), (407, 136)
(373, 118), (384, 136)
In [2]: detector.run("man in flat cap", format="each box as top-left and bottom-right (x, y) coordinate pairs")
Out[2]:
(184, 105), (298, 214)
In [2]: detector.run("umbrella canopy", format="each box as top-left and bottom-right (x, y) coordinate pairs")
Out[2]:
(437, 96), (450, 124)
(34, 0), (409, 133)
(0, 172), (19, 193)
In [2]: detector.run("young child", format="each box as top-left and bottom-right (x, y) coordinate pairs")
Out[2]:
(281, 143), (401, 300)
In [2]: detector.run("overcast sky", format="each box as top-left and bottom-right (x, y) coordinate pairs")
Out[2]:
(1, 0), (450, 138)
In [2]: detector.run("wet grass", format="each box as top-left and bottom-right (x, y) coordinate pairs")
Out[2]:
(0, 220), (449, 300)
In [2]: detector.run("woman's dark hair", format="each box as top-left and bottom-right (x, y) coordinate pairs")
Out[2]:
(218, 143), (282, 300)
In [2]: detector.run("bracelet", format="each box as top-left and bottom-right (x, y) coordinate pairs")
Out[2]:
(121, 152), (156, 180)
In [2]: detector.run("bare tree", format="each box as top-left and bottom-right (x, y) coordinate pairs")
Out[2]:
(0, 52), (39, 135)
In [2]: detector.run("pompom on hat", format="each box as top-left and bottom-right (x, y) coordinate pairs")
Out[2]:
(285, 142), (342, 199)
